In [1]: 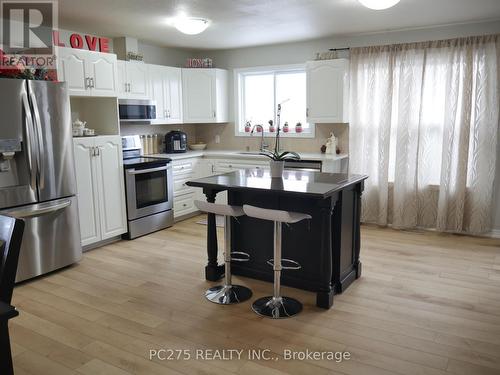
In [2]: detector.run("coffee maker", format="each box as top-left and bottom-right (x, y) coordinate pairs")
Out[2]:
(165, 130), (187, 153)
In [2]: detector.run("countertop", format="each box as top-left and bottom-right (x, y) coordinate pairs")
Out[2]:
(186, 169), (367, 199)
(149, 150), (348, 162)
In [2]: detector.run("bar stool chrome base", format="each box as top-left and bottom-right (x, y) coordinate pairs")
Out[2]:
(205, 284), (252, 305)
(252, 296), (302, 319)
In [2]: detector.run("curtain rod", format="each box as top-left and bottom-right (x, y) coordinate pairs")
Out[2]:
(328, 48), (350, 51)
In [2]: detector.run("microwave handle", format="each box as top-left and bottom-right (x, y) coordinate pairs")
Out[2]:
(126, 165), (169, 175)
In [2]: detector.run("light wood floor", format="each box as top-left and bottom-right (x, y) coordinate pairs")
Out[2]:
(9, 215), (500, 375)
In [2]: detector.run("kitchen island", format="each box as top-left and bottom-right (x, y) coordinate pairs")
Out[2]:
(187, 169), (368, 309)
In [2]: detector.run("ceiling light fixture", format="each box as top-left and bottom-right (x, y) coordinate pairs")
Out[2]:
(358, 0), (401, 10)
(174, 17), (209, 35)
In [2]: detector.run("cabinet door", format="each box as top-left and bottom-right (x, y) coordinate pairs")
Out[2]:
(116, 61), (128, 98)
(165, 67), (183, 123)
(306, 59), (348, 123)
(73, 138), (101, 246)
(215, 69), (228, 122)
(148, 65), (166, 119)
(57, 48), (89, 96)
(87, 52), (117, 96)
(94, 136), (127, 239)
(127, 62), (149, 99)
(182, 69), (216, 123)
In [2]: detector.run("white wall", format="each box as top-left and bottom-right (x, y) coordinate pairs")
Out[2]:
(196, 20), (500, 232)
(138, 42), (194, 67)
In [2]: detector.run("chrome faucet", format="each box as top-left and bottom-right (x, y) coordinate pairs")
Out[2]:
(251, 124), (268, 151)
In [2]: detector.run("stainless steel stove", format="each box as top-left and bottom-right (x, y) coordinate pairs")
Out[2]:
(122, 136), (173, 239)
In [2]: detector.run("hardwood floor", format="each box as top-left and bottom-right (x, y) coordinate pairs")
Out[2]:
(10, 215), (500, 375)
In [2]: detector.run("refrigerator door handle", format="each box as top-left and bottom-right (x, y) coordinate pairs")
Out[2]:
(7, 199), (71, 219)
(29, 88), (45, 189)
(21, 90), (37, 190)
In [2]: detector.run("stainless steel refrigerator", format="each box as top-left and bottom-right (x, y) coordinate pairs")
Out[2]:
(0, 78), (82, 282)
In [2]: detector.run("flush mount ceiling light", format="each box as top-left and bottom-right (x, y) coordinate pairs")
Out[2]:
(174, 17), (209, 35)
(358, 0), (401, 10)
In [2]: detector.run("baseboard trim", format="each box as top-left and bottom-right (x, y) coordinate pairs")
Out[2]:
(361, 223), (500, 239)
(82, 235), (122, 252)
(484, 229), (500, 239)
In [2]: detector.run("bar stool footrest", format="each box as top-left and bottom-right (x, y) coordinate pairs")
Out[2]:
(230, 251), (250, 262)
(266, 258), (301, 270)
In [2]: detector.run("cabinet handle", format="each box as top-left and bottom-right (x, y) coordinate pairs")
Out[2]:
(306, 108), (309, 117)
(90, 77), (94, 88)
(167, 109), (171, 118)
(164, 110), (167, 118)
(85, 77), (89, 89)
(213, 110), (216, 118)
(128, 83), (131, 92)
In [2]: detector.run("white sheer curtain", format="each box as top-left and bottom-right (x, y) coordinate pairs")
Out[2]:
(349, 35), (499, 234)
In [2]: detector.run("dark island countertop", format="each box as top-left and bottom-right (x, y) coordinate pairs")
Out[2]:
(186, 169), (368, 199)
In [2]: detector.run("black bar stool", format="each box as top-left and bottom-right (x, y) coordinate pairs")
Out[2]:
(195, 200), (252, 304)
(243, 205), (311, 319)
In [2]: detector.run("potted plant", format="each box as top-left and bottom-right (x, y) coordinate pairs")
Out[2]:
(295, 122), (303, 133)
(259, 104), (300, 178)
(244, 121), (252, 133)
(268, 119), (275, 133)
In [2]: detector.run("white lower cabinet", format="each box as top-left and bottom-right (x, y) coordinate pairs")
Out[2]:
(172, 157), (269, 219)
(172, 158), (199, 219)
(73, 135), (127, 246)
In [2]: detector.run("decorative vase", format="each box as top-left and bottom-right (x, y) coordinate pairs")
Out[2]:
(269, 160), (285, 178)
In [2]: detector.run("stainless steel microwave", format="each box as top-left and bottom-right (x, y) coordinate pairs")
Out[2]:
(119, 99), (156, 123)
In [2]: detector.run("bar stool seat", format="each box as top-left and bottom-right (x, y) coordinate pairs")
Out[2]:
(195, 201), (252, 305)
(242, 205), (311, 224)
(243, 205), (311, 319)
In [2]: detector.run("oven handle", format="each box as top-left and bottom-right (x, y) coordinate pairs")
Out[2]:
(126, 165), (170, 175)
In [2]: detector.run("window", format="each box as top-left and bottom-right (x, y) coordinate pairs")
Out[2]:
(235, 65), (312, 137)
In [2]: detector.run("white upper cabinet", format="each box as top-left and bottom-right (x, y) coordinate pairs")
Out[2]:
(117, 61), (149, 99)
(165, 67), (183, 123)
(306, 59), (349, 124)
(57, 47), (117, 97)
(86, 52), (118, 96)
(182, 68), (228, 123)
(148, 65), (183, 123)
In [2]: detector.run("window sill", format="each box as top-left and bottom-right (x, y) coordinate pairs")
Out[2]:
(235, 131), (315, 139)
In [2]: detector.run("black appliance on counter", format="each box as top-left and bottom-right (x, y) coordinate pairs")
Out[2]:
(165, 130), (187, 153)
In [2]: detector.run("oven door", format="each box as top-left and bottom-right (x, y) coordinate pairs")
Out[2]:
(125, 164), (173, 220)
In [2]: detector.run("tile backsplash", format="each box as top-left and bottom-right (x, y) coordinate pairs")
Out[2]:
(120, 122), (349, 154)
(195, 122), (349, 154)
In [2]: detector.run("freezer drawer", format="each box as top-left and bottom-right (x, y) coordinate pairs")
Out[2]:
(0, 196), (82, 282)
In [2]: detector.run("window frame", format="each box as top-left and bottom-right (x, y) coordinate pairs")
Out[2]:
(234, 64), (314, 138)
